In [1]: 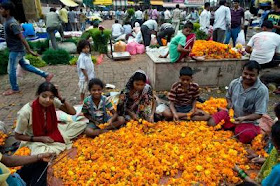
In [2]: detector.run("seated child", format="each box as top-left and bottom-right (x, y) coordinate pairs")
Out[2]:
(82, 78), (125, 137)
(162, 66), (209, 121)
(159, 22), (196, 63)
(123, 21), (132, 35)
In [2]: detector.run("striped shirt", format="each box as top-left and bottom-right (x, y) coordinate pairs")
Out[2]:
(168, 82), (200, 106)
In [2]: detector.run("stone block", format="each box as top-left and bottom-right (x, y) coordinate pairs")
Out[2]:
(147, 58), (248, 91)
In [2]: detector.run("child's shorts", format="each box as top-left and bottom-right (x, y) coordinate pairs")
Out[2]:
(87, 122), (100, 129)
(78, 81), (88, 94)
(175, 105), (193, 113)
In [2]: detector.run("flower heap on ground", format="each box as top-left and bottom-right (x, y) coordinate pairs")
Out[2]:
(196, 97), (227, 115)
(9, 147), (31, 174)
(191, 40), (242, 59)
(53, 119), (248, 185)
(0, 131), (8, 146)
(251, 134), (269, 158)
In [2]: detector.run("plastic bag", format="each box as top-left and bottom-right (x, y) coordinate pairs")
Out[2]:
(126, 42), (137, 55)
(161, 39), (167, 46)
(114, 41), (126, 52)
(150, 34), (158, 45)
(16, 58), (30, 78)
(236, 30), (245, 46)
(136, 44), (145, 54)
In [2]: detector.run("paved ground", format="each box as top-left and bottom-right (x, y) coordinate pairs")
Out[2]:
(0, 54), (148, 127)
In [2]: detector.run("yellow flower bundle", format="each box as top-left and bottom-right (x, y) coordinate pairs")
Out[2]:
(9, 147), (31, 174)
(191, 40), (242, 59)
(53, 120), (248, 185)
(196, 97), (228, 115)
(0, 131), (8, 146)
(251, 134), (269, 158)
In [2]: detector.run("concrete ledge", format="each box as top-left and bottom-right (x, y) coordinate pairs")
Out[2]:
(147, 56), (249, 91)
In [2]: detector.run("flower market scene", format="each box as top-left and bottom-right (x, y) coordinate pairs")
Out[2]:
(1, 0), (280, 185)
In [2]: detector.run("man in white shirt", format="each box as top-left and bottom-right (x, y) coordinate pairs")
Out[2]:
(112, 20), (124, 39)
(200, 2), (211, 34)
(245, 20), (280, 69)
(213, 0), (231, 43)
(135, 7), (143, 25)
(244, 8), (253, 39)
(172, 4), (182, 34)
(164, 8), (172, 22)
(141, 19), (158, 46)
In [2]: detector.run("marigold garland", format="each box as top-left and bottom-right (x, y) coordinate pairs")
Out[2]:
(191, 40), (242, 59)
(9, 147), (31, 174)
(53, 120), (248, 185)
(196, 97), (228, 115)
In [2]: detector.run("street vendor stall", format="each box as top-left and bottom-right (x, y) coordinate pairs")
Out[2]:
(147, 40), (249, 91)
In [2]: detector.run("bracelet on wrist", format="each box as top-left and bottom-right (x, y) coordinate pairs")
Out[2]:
(238, 170), (247, 179)
(61, 98), (66, 104)
(37, 154), (41, 161)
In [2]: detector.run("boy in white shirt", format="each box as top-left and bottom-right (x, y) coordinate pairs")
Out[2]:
(77, 40), (95, 103)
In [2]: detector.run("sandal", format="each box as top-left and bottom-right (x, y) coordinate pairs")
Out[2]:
(2, 89), (20, 96)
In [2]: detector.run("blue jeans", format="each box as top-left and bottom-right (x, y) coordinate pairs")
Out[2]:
(225, 26), (241, 47)
(81, 22), (86, 32)
(8, 51), (48, 91)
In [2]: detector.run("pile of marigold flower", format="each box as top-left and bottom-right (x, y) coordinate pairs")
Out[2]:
(9, 147), (31, 174)
(196, 97), (228, 114)
(191, 40), (242, 59)
(53, 120), (248, 185)
(0, 131), (8, 146)
(251, 134), (269, 158)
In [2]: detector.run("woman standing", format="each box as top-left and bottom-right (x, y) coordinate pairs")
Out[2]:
(14, 82), (86, 155)
(117, 70), (155, 122)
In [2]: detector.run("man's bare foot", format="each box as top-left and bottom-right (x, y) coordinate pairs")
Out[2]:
(45, 73), (54, 82)
(3, 89), (20, 96)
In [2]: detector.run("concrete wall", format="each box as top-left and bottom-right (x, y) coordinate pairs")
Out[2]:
(147, 59), (248, 91)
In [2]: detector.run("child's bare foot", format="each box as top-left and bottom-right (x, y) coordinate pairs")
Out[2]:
(45, 73), (54, 82)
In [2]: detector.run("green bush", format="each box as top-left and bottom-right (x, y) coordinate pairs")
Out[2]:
(25, 54), (47, 68)
(28, 40), (49, 55)
(193, 23), (200, 32)
(0, 49), (9, 75)
(62, 37), (79, 44)
(81, 28), (112, 54)
(127, 8), (135, 17)
(42, 49), (70, 65)
(195, 29), (208, 40)
(69, 55), (97, 65)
